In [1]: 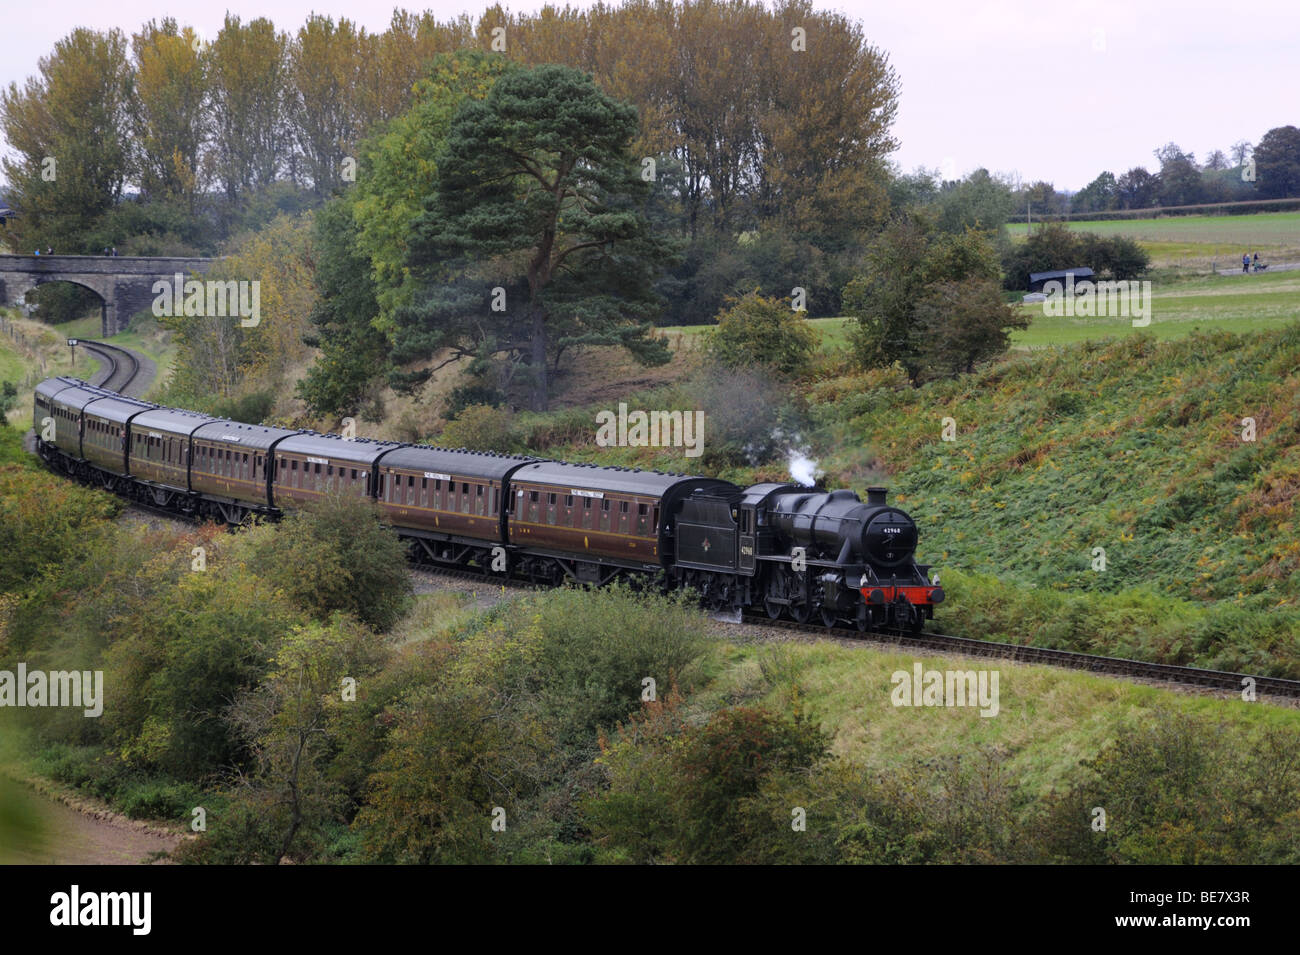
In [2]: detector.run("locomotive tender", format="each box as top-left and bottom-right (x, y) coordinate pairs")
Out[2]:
(33, 376), (942, 632)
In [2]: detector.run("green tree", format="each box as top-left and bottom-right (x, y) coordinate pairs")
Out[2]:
(288, 15), (367, 196)
(934, 169), (1015, 234)
(1071, 171), (1118, 213)
(130, 19), (207, 208)
(706, 291), (820, 378)
(207, 15), (291, 204)
(241, 492), (413, 632)
(844, 217), (1017, 380)
(0, 27), (134, 252)
(1253, 125), (1300, 199)
(297, 197), (390, 419)
(402, 64), (676, 411)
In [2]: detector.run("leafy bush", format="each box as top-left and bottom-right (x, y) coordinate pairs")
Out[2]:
(437, 403), (523, 452)
(705, 291), (820, 379)
(240, 493), (413, 631)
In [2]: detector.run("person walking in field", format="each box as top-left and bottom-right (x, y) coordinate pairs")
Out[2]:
(1243, 252), (1250, 273)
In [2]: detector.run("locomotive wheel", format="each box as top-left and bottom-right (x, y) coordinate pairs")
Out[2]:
(855, 604), (869, 633)
(820, 607), (838, 628)
(789, 602), (812, 625)
(764, 597), (782, 619)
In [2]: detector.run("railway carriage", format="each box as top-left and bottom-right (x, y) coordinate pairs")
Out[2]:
(80, 393), (155, 488)
(373, 446), (536, 568)
(37, 378), (110, 473)
(271, 433), (400, 509)
(190, 419), (302, 522)
(125, 407), (215, 512)
(507, 461), (732, 585)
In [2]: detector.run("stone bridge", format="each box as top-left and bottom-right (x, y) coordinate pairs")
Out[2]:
(0, 254), (215, 335)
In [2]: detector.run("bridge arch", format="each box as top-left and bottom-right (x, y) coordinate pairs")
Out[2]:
(0, 254), (215, 335)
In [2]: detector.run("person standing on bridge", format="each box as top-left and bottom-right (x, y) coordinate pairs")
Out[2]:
(111, 247), (117, 256)
(46, 247), (52, 255)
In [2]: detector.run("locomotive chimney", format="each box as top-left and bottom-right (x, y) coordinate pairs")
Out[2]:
(866, 486), (887, 506)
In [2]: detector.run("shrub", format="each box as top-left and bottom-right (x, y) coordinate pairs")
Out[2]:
(705, 291), (820, 378)
(239, 493), (413, 631)
(437, 403), (522, 452)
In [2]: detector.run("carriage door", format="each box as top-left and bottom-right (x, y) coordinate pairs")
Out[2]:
(738, 506), (757, 572)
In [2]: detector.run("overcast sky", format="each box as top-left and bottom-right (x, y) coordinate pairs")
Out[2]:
(3, 0), (1296, 190)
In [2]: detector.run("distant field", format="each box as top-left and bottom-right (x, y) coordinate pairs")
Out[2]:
(660, 270), (1300, 353)
(1006, 211), (1300, 270)
(1012, 268), (1300, 347)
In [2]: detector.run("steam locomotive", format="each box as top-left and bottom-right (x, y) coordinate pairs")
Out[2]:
(33, 376), (943, 633)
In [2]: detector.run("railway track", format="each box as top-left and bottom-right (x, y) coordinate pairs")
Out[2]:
(741, 611), (1300, 700)
(79, 339), (141, 395)
(393, 557), (1300, 700)
(115, 501), (1300, 703)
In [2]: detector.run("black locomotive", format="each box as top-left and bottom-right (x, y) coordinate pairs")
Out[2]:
(33, 376), (942, 632)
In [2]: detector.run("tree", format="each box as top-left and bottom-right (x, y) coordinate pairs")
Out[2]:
(912, 279), (1028, 379)
(1071, 171), (1118, 213)
(289, 15), (368, 196)
(130, 19), (207, 208)
(403, 64), (676, 411)
(934, 169), (1015, 233)
(843, 217), (1018, 380)
(242, 492), (413, 632)
(1150, 143), (1202, 207)
(706, 291), (820, 378)
(1116, 167), (1160, 209)
(1253, 126), (1300, 199)
(1204, 150), (1229, 171)
(297, 197), (390, 419)
(0, 28), (134, 252)
(207, 16), (291, 204)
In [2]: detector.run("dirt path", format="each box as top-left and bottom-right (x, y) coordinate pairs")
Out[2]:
(0, 779), (183, 865)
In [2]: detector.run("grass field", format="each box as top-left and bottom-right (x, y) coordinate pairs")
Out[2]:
(659, 266), (1300, 353)
(1006, 210), (1300, 270)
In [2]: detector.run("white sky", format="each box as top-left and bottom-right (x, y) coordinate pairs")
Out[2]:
(3, 0), (1297, 190)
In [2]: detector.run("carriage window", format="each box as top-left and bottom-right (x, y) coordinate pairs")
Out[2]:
(327, 465), (334, 476)
(602, 500), (610, 511)
(351, 469), (357, 481)
(408, 474), (415, 487)
(530, 490), (538, 502)
(565, 495), (573, 506)
(477, 485), (483, 496)
(434, 479), (442, 490)
(292, 460), (298, 470)
(584, 498), (592, 508)
(620, 501), (629, 513)
(548, 493), (556, 505)
(315, 462), (322, 475)
(638, 503), (647, 515)
(462, 483), (469, 495)
(421, 477), (427, 490)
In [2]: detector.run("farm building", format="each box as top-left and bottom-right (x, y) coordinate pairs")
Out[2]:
(1028, 267), (1095, 293)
